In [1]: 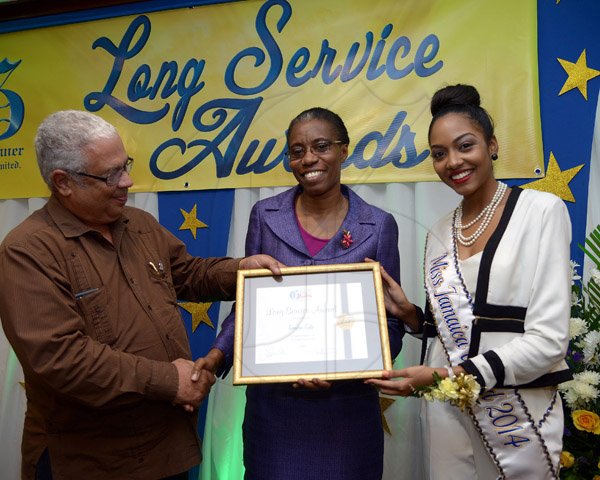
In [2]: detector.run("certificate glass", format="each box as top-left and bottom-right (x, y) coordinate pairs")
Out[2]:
(233, 262), (392, 384)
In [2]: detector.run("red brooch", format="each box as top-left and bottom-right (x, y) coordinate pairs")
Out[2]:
(341, 229), (353, 249)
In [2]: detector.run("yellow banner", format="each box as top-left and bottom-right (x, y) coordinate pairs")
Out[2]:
(0, 0), (541, 199)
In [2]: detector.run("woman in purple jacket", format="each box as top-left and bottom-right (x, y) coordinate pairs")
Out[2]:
(204, 107), (405, 480)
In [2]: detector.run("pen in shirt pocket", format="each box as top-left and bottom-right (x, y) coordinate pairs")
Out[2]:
(75, 288), (99, 300)
(148, 261), (164, 275)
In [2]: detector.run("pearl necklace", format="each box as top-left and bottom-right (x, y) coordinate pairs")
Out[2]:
(454, 181), (507, 246)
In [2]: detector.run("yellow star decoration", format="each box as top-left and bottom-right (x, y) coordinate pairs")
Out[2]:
(179, 204), (208, 239)
(558, 49), (600, 100)
(521, 152), (583, 202)
(179, 301), (214, 331)
(379, 396), (396, 435)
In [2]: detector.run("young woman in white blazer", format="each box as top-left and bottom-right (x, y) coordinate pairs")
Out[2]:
(367, 84), (571, 480)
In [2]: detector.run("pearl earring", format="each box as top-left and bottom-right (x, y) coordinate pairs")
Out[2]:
(491, 153), (498, 160)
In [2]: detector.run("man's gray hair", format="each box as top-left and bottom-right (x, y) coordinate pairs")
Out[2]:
(35, 110), (118, 187)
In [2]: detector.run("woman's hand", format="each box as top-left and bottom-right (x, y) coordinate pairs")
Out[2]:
(378, 263), (409, 318)
(365, 366), (443, 396)
(365, 258), (421, 331)
(293, 378), (332, 390)
(191, 348), (224, 379)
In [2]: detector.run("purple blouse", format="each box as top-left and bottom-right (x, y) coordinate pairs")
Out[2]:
(296, 210), (329, 256)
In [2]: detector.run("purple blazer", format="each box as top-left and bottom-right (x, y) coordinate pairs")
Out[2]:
(213, 185), (404, 480)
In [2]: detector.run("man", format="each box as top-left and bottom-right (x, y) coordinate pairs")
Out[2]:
(0, 110), (282, 479)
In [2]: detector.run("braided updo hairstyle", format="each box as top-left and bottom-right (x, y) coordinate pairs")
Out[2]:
(428, 84), (495, 143)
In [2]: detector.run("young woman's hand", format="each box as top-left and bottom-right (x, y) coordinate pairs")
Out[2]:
(365, 258), (421, 331)
(365, 366), (442, 396)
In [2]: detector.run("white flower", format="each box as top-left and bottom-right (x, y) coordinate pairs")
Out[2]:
(591, 267), (600, 285)
(571, 291), (582, 307)
(574, 370), (600, 386)
(572, 381), (599, 403)
(570, 260), (582, 285)
(560, 379), (599, 408)
(559, 381), (579, 408)
(580, 330), (600, 365)
(569, 317), (589, 339)
(560, 381), (580, 408)
(563, 391), (577, 408)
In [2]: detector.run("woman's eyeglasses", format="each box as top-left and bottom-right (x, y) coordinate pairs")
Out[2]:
(285, 140), (343, 161)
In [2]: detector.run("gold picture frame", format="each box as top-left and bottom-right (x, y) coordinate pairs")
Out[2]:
(233, 262), (392, 385)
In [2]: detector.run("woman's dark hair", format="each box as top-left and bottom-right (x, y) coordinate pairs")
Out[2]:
(286, 107), (350, 145)
(428, 84), (495, 142)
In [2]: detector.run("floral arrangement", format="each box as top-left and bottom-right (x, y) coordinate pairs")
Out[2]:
(415, 371), (481, 412)
(559, 225), (600, 480)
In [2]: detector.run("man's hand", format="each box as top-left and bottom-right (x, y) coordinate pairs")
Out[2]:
(239, 254), (284, 276)
(172, 358), (216, 412)
(191, 348), (224, 381)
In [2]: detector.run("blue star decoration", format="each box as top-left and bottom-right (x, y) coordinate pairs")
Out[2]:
(179, 204), (208, 239)
(179, 301), (214, 331)
(557, 49), (600, 100)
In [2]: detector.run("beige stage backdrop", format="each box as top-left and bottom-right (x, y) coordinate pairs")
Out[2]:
(0, 0), (541, 199)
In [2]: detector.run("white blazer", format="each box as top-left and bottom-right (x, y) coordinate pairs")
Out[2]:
(423, 187), (572, 389)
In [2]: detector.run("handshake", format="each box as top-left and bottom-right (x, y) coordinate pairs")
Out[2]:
(171, 348), (224, 412)
(170, 255), (284, 412)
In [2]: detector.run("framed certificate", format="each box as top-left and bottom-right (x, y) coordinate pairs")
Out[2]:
(233, 262), (392, 385)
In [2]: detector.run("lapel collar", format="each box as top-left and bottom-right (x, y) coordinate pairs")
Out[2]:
(262, 185), (377, 260)
(314, 185), (376, 260)
(262, 185), (309, 255)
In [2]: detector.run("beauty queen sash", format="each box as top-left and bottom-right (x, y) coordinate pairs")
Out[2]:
(423, 219), (559, 479)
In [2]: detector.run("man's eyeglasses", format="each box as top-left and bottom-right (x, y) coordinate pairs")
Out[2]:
(73, 157), (134, 186)
(285, 140), (343, 161)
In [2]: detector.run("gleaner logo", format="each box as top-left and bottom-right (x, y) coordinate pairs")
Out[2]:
(0, 58), (24, 140)
(289, 289), (311, 300)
